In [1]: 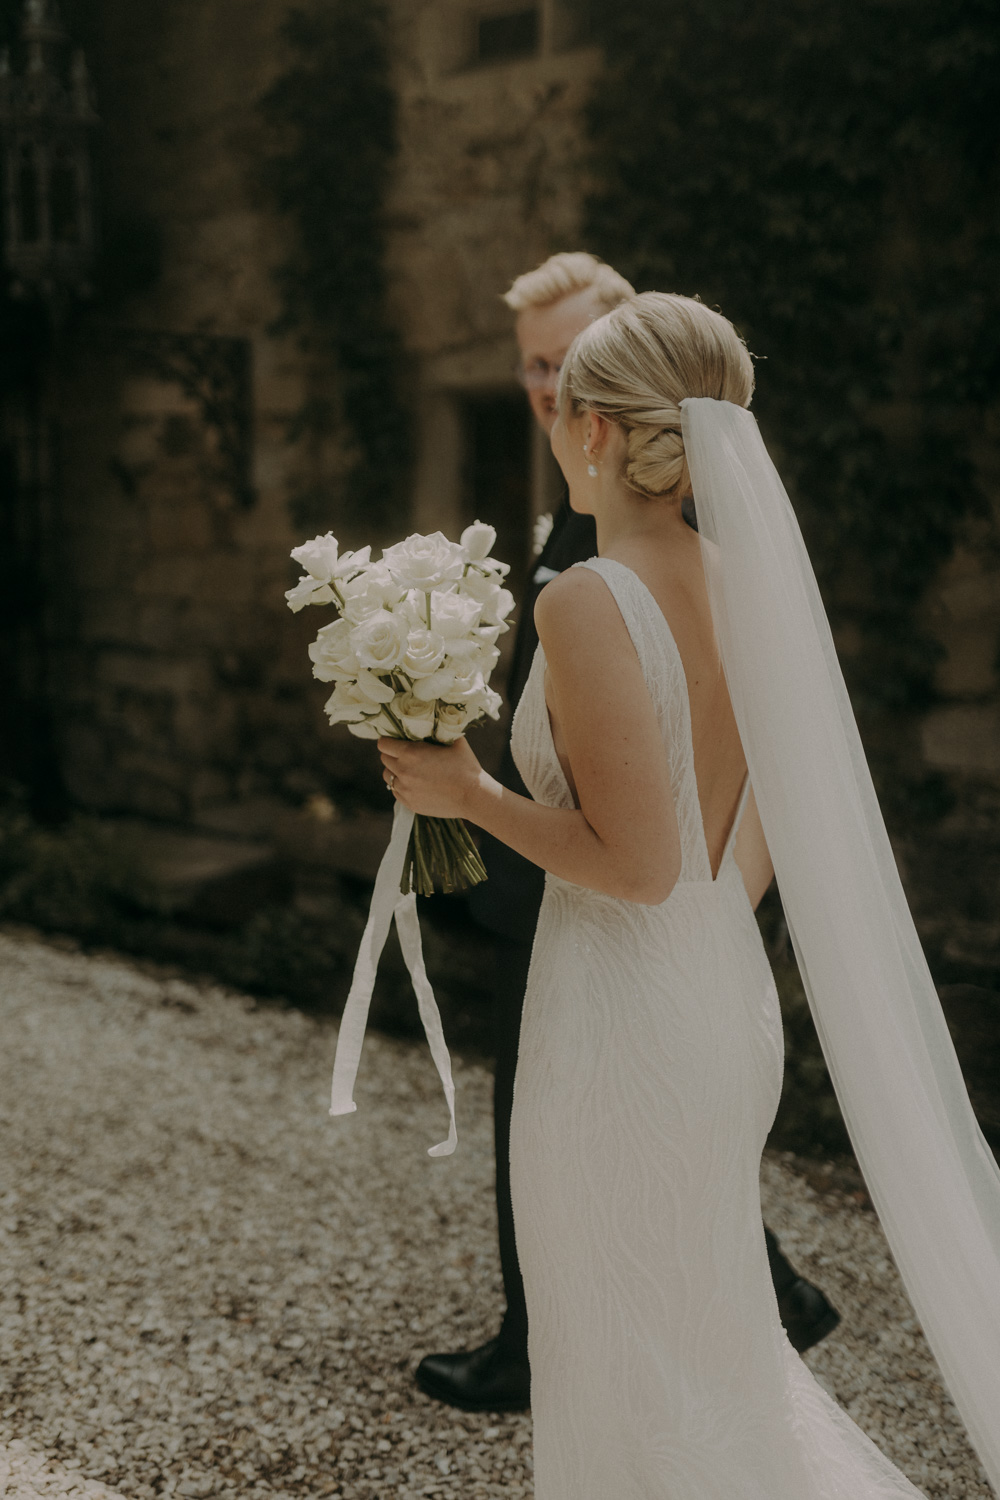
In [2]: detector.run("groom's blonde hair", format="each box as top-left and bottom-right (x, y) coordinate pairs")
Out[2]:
(559, 292), (755, 501)
(503, 252), (635, 314)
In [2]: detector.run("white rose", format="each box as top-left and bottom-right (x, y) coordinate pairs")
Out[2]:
(285, 574), (335, 613)
(460, 520), (497, 561)
(450, 665), (488, 704)
(382, 531), (466, 591)
(291, 532), (341, 582)
(434, 702), (473, 744)
(334, 545), (372, 579)
(402, 627), (446, 678)
(430, 589), (483, 638)
(348, 717), (390, 740)
(324, 679), (372, 725)
(291, 533), (372, 583)
(395, 691), (436, 740)
(309, 619), (359, 681)
(398, 588), (428, 627)
(340, 561), (401, 623)
(411, 666), (458, 704)
(458, 572), (515, 628)
(469, 556), (510, 579)
(471, 642), (502, 677)
(457, 571), (496, 607)
(414, 664), (486, 705)
(442, 639), (478, 663)
(443, 624), (502, 663)
(323, 678), (392, 743)
(487, 586), (515, 628)
(354, 669), (396, 705)
(350, 611), (408, 672)
(464, 684), (503, 720)
(332, 674), (395, 739)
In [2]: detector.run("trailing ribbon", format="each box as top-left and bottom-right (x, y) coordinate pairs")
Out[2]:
(329, 801), (458, 1156)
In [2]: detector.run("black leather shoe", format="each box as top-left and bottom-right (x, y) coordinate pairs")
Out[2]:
(415, 1335), (531, 1412)
(778, 1277), (841, 1353)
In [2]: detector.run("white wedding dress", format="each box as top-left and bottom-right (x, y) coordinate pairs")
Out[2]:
(508, 557), (926, 1500)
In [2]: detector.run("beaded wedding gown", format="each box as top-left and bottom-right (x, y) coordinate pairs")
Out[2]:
(508, 557), (925, 1500)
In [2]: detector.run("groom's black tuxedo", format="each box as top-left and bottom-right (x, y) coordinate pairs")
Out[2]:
(467, 496), (597, 943)
(466, 498), (596, 1359)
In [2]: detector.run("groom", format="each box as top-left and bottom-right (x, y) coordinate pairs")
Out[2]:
(415, 253), (840, 1413)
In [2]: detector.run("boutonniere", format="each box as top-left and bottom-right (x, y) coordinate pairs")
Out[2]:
(532, 510), (554, 557)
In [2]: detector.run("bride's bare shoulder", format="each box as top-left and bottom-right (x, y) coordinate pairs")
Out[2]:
(533, 564), (622, 637)
(533, 567), (635, 684)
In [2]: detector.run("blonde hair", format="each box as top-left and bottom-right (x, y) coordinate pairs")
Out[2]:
(503, 251), (635, 315)
(559, 292), (755, 500)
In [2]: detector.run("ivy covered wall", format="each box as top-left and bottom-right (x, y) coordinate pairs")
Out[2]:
(261, 0), (412, 531)
(577, 0), (1000, 1148)
(581, 0), (999, 807)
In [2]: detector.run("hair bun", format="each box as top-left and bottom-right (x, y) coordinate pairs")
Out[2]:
(624, 409), (686, 498)
(559, 292), (754, 502)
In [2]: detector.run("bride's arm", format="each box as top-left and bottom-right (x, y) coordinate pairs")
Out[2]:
(378, 568), (682, 905)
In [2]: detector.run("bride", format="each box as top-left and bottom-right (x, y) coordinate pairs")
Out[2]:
(377, 293), (1000, 1498)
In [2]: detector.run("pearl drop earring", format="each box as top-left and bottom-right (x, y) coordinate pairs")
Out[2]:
(583, 443), (598, 478)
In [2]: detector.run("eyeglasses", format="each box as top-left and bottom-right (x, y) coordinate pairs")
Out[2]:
(515, 358), (563, 391)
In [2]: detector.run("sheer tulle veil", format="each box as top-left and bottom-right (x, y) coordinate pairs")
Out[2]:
(682, 396), (1000, 1486)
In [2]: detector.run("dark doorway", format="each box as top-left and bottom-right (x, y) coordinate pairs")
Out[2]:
(459, 393), (531, 589)
(0, 296), (68, 821)
(475, 8), (540, 65)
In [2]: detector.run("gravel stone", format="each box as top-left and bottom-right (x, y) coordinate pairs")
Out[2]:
(0, 928), (991, 1499)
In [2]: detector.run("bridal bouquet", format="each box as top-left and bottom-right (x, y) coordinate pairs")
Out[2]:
(285, 524), (514, 896)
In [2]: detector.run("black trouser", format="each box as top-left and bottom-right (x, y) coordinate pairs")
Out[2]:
(490, 935), (798, 1359)
(493, 937), (533, 1356)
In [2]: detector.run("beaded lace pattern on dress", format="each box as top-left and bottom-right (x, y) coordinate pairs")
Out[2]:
(507, 556), (927, 1500)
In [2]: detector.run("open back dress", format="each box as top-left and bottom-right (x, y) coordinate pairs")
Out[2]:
(508, 556), (925, 1500)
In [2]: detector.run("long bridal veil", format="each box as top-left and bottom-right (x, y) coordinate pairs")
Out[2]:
(682, 396), (1000, 1487)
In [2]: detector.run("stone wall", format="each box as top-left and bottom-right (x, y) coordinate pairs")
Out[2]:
(49, 0), (325, 824)
(388, 0), (597, 540)
(48, 0), (596, 831)
(910, 427), (1000, 981)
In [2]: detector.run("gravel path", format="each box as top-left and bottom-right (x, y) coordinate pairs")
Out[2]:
(0, 1438), (128, 1497)
(0, 928), (991, 1500)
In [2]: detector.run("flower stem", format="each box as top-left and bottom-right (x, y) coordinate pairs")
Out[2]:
(381, 706), (414, 740)
(401, 815), (487, 897)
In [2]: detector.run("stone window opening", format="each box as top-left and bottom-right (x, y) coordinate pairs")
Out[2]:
(475, 7), (540, 64)
(433, 1), (591, 75)
(14, 141), (42, 243)
(49, 144), (80, 244)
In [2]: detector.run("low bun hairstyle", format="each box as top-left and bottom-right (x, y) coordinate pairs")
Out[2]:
(558, 293), (755, 501)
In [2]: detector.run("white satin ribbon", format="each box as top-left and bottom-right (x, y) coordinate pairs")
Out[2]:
(329, 801), (458, 1157)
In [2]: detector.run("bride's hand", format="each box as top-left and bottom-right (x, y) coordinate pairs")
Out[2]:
(377, 736), (484, 819)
